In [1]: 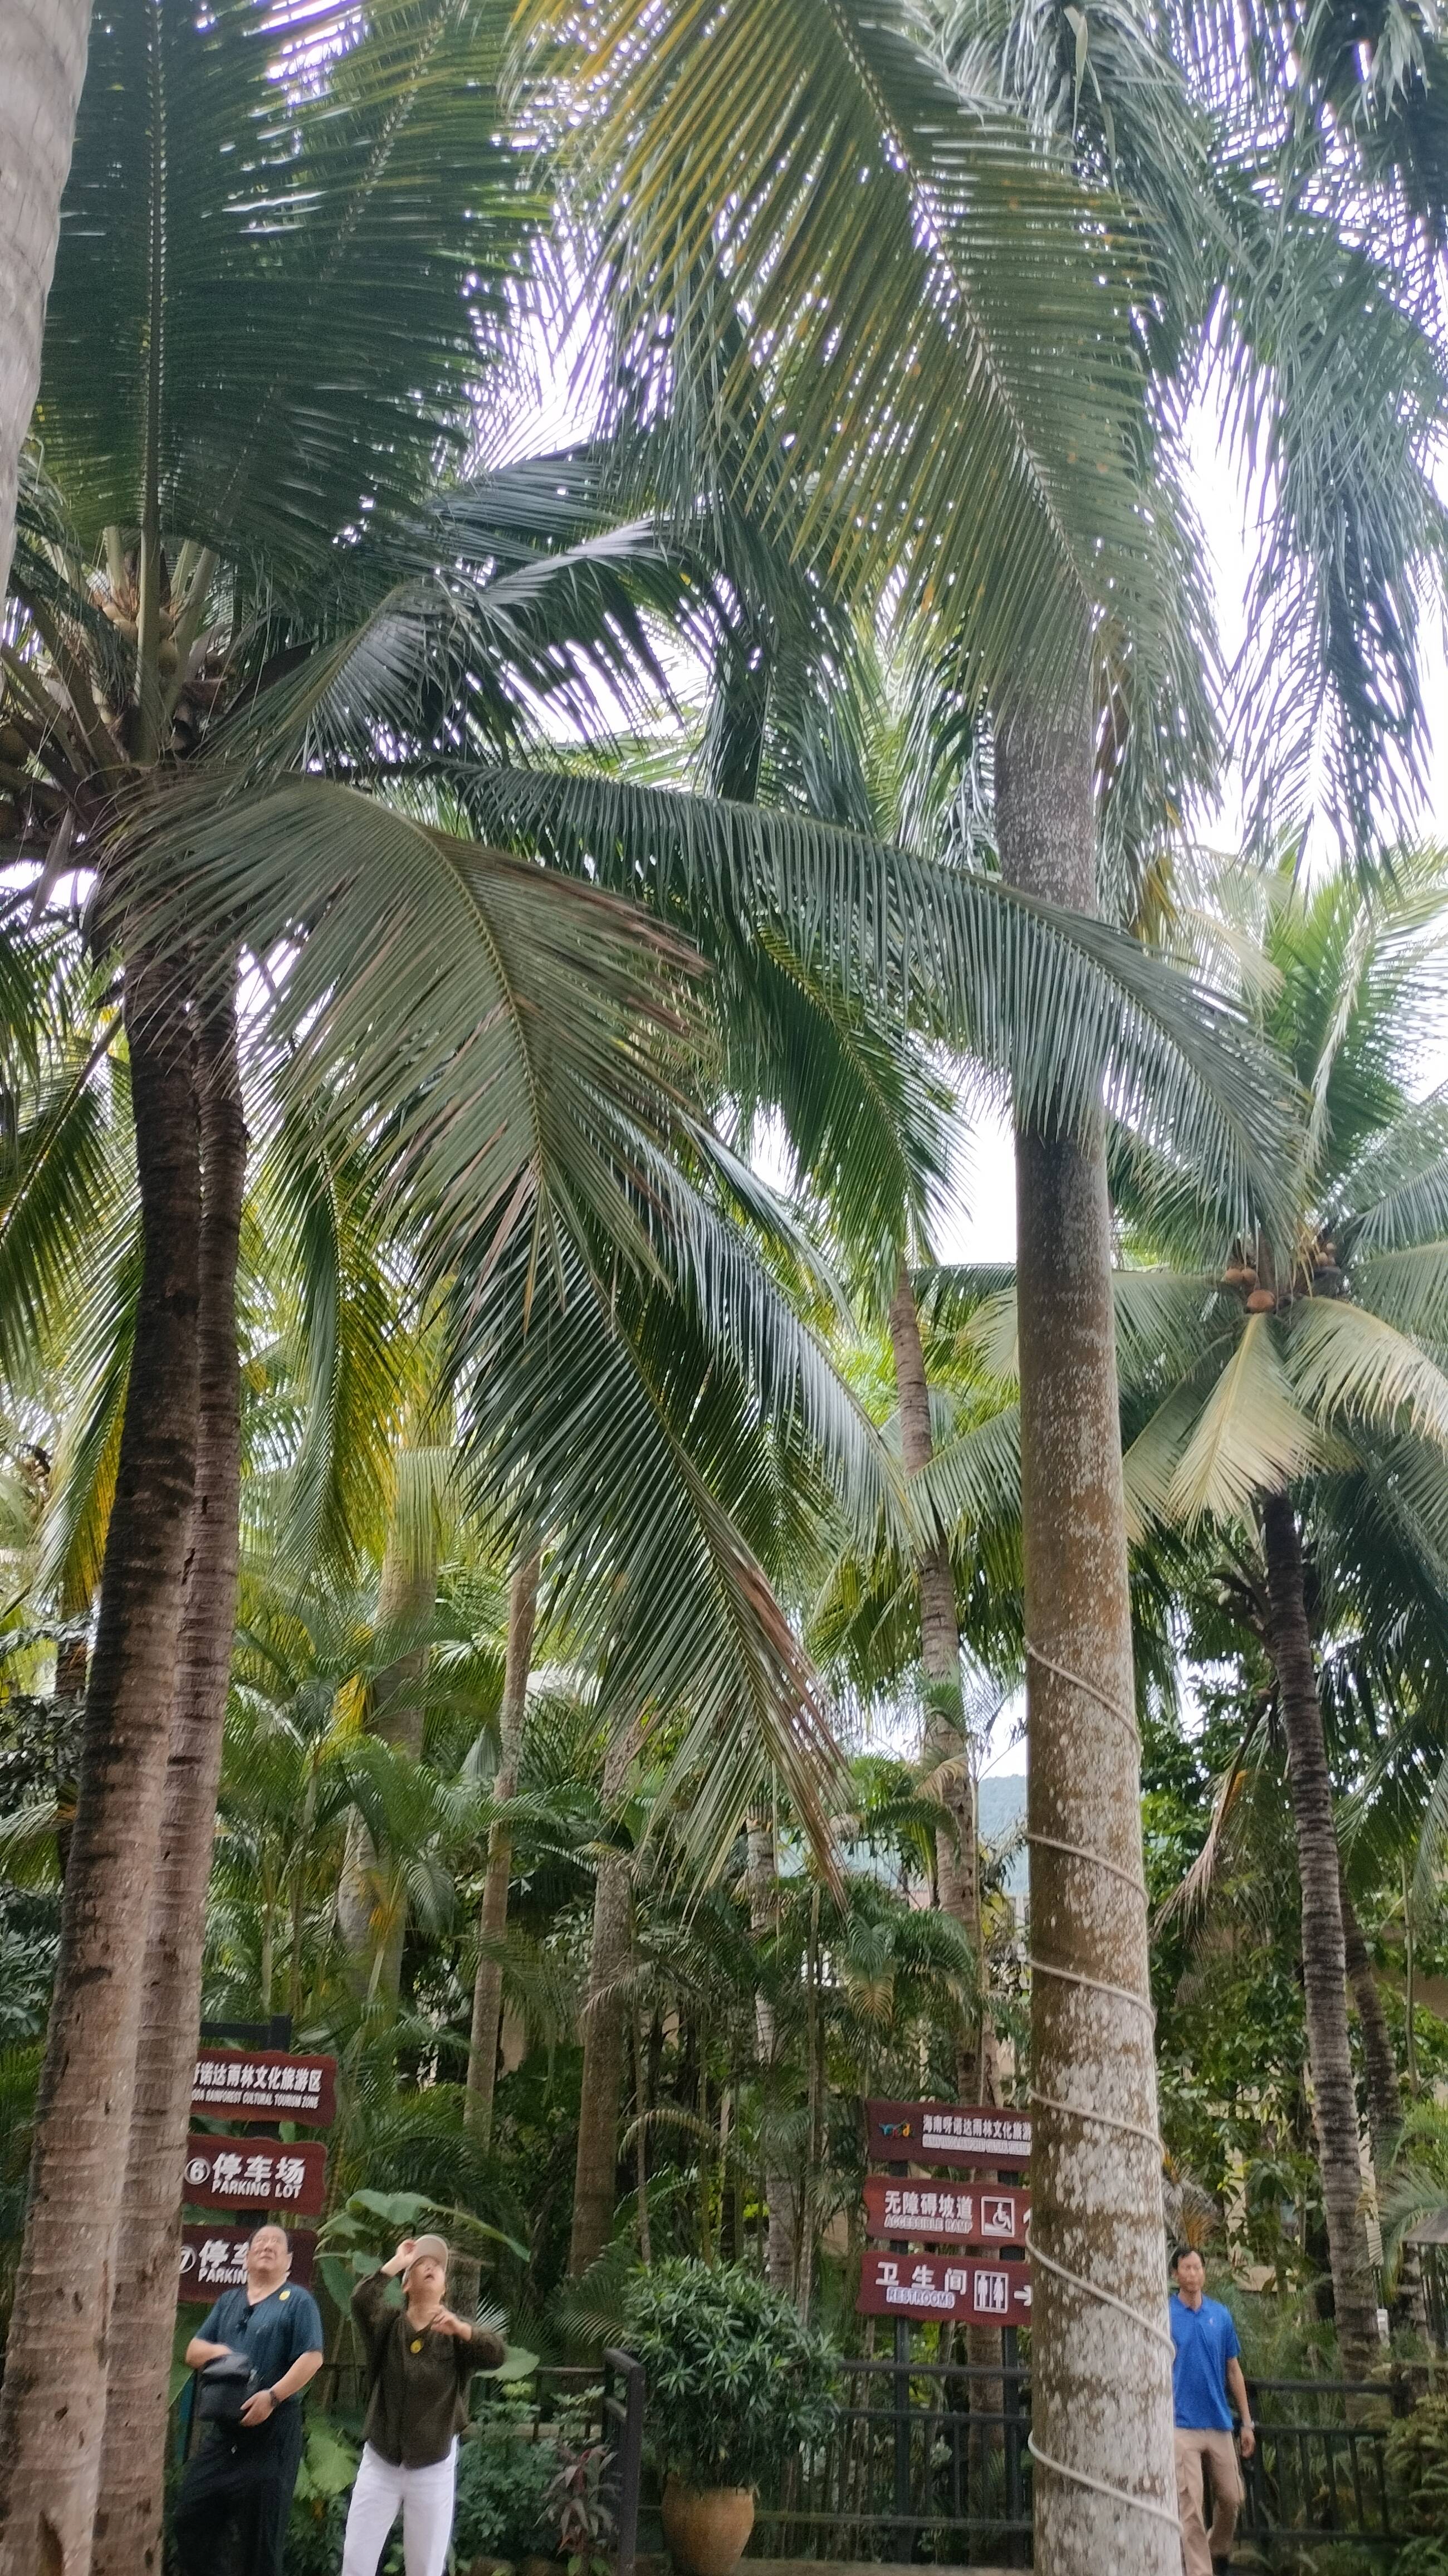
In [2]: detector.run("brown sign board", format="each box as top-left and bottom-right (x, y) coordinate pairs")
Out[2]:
(863, 2174), (1029, 2249)
(183, 2134), (327, 2216)
(857, 2251), (1032, 2325)
(867, 2099), (1031, 2169)
(192, 2051), (336, 2126)
(178, 2224), (317, 2304)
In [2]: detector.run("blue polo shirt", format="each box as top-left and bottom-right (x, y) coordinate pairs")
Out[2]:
(198, 2280), (324, 2417)
(1170, 2291), (1240, 2432)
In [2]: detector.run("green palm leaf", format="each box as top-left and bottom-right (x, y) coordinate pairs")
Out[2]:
(37, 0), (532, 566)
(1353, 1241), (1448, 1350)
(523, 0), (1153, 696)
(1286, 1297), (1448, 1456)
(131, 775), (695, 1296)
(456, 1225), (848, 1875)
(459, 763), (1297, 1226)
(1168, 1313), (1328, 1525)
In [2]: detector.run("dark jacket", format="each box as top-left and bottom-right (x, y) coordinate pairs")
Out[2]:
(352, 2270), (506, 2468)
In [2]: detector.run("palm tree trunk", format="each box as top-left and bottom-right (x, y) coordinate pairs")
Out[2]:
(796, 1883), (823, 2315)
(1339, 1870), (1401, 2188)
(466, 1550), (541, 2143)
(568, 1724), (635, 2276)
(0, 954), (200, 2576)
(633, 1988), (653, 2266)
(337, 1501), (438, 2009)
(1260, 1489), (1381, 2373)
(994, 692), (1177, 2576)
(746, 1806), (796, 2289)
(0, 0), (90, 605)
(887, 1262), (985, 2098)
(91, 986), (246, 2576)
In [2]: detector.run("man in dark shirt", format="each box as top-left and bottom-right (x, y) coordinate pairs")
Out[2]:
(173, 2219), (325, 2576)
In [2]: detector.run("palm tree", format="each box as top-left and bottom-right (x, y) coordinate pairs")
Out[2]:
(0, 7), (880, 2531)
(0, 0), (90, 603)
(1034, 855), (1448, 2371)
(4, 16), (1350, 2562)
(466, 1549), (542, 2144)
(514, 0), (1448, 2539)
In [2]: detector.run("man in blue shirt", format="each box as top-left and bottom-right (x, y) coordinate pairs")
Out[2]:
(1170, 2246), (1255, 2576)
(174, 2219), (325, 2576)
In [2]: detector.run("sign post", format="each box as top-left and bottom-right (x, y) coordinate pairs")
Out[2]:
(865, 2100), (1031, 2168)
(178, 2041), (336, 2304)
(858, 2251), (1033, 2326)
(190, 2052), (336, 2125)
(857, 2100), (1033, 2409)
(862, 2175), (1029, 2248)
(182, 2133), (328, 2217)
(179, 2224), (317, 2299)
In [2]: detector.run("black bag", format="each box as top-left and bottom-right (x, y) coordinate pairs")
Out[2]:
(197, 2350), (257, 2425)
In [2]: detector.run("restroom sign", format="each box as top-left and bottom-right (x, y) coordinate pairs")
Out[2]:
(857, 2251), (1031, 2323)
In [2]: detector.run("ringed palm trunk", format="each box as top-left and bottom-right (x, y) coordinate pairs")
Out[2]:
(465, 1549), (541, 2143)
(1260, 1489), (1381, 2373)
(568, 1724), (635, 2276)
(0, 954), (201, 2576)
(994, 690), (1177, 2575)
(91, 986), (246, 2576)
(746, 1804), (796, 2289)
(337, 1504), (438, 2011)
(887, 1262), (988, 2100)
(0, 0), (90, 604)
(1338, 1871), (1402, 2189)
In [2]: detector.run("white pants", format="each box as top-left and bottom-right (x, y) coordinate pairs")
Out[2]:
(341, 2438), (458, 2576)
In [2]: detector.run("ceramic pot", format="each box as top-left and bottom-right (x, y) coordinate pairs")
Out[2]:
(660, 2476), (755, 2576)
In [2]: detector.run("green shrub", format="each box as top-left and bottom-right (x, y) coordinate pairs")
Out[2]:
(620, 2258), (836, 2494)
(453, 2422), (561, 2560)
(287, 2416), (363, 2576)
(1388, 2394), (1448, 2563)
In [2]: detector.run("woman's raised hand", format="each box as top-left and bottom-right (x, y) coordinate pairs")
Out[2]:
(381, 2237), (419, 2277)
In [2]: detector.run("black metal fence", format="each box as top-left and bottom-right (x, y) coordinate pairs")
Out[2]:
(741, 2357), (1406, 2566)
(752, 2355), (1030, 2567)
(1239, 2377), (1408, 2562)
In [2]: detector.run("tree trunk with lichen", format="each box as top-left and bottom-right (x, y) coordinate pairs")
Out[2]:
(337, 1502), (438, 2013)
(1338, 1871), (1401, 2188)
(1260, 1490), (1381, 2373)
(0, 955), (200, 2576)
(996, 690), (1177, 2575)
(887, 1263), (989, 2101)
(746, 1806), (796, 2288)
(0, 0), (90, 608)
(92, 985), (246, 2576)
(568, 1725), (635, 2275)
(466, 1550), (541, 2144)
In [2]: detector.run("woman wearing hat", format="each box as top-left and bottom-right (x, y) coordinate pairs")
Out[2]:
(341, 2234), (506, 2576)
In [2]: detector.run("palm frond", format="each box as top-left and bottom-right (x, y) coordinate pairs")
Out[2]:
(1168, 1313), (1328, 1526)
(522, 0), (1157, 699)
(38, 0), (534, 567)
(1286, 1296), (1448, 1457)
(461, 764), (1298, 1228)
